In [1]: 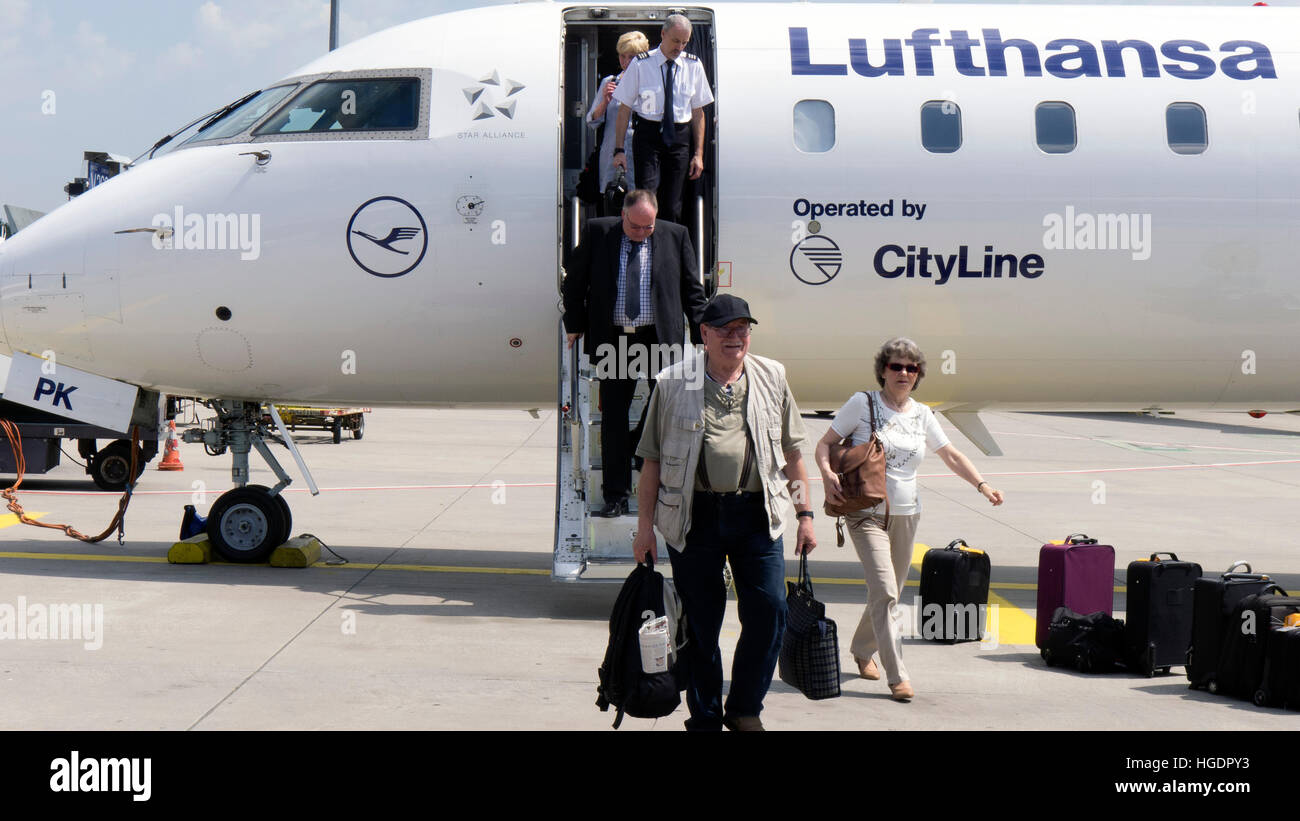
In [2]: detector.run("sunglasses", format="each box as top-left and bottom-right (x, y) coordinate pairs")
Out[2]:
(887, 363), (920, 374)
(709, 324), (752, 338)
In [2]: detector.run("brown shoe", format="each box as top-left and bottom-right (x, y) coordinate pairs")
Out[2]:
(722, 715), (765, 732)
(889, 681), (914, 702)
(854, 655), (880, 680)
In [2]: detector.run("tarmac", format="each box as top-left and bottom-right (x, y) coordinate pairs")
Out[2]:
(1, 406), (1298, 731)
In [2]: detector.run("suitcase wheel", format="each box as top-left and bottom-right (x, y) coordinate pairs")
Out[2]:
(1207, 680), (1219, 695)
(1041, 648), (1055, 667)
(1076, 655), (1092, 674)
(1253, 688), (1268, 708)
(1160, 667), (1171, 675)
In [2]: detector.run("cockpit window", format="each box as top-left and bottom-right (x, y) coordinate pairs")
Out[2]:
(253, 79), (420, 135)
(180, 86), (298, 146)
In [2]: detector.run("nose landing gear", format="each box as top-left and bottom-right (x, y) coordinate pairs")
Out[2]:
(184, 401), (317, 562)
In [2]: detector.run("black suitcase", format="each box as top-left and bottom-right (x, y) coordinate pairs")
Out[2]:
(1187, 562), (1274, 690)
(1212, 587), (1299, 700)
(919, 538), (991, 643)
(1124, 552), (1202, 676)
(1256, 627), (1300, 709)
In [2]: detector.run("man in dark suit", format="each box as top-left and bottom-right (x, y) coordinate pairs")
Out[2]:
(563, 189), (708, 517)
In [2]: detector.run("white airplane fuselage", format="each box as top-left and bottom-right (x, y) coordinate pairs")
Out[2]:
(1, 3), (1297, 413)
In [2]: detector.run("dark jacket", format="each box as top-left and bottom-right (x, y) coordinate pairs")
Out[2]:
(562, 217), (707, 353)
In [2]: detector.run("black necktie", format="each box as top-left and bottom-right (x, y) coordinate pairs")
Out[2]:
(625, 241), (642, 321)
(661, 59), (675, 145)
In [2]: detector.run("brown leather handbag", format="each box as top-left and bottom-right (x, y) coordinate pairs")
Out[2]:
(825, 391), (890, 545)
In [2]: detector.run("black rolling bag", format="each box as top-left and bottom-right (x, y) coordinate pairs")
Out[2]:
(1187, 562), (1274, 690)
(1124, 552), (1202, 676)
(1213, 588), (1300, 700)
(1257, 626), (1300, 710)
(919, 538), (991, 643)
(1042, 607), (1127, 673)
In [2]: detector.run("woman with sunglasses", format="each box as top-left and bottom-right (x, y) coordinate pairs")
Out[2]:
(814, 337), (1003, 701)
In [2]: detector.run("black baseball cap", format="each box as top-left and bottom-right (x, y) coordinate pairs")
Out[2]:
(701, 294), (757, 327)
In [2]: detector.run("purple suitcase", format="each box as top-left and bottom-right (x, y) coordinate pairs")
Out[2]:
(1036, 533), (1117, 649)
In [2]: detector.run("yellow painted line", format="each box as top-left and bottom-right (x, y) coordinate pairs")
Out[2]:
(0, 551), (166, 564)
(0, 551), (548, 575)
(1, 512), (47, 529)
(988, 590), (1038, 645)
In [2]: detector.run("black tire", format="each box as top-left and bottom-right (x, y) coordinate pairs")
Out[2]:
(206, 485), (290, 562)
(91, 440), (145, 491)
(351, 415), (364, 440)
(332, 422), (342, 444)
(269, 490), (292, 545)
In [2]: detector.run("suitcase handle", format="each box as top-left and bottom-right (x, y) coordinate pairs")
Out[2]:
(1264, 582), (1290, 596)
(1148, 552), (1179, 562)
(946, 538), (969, 550)
(1065, 533), (1097, 545)
(1225, 560), (1252, 574)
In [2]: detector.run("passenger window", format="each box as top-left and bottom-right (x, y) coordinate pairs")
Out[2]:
(255, 78), (420, 134)
(793, 100), (835, 153)
(1166, 102), (1208, 155)
(1035, 102), (1076, 154)
(921, 101), (961, 153)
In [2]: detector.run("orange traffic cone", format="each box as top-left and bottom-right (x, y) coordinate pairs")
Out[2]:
(158, 420), (184, 471)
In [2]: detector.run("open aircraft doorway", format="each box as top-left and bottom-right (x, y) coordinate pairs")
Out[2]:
(556, 7), (717, 580)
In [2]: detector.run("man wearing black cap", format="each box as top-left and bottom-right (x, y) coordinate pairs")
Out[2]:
(633, 294), (817, 731)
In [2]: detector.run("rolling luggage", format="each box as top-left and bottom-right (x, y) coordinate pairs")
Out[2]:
(1186, 561), (1274, 690)
(1256, 625), (1300, 710)
(919, 538), (991, 643)
(1124, 552), (1202, 676)
(1036, 533), (1116, 650)
(1212, 587), (1299, 700)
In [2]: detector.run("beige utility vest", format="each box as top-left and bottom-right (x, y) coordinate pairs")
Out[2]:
(650, 350), (794, 548)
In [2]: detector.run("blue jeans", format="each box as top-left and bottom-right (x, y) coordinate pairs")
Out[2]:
(668, 492), (787, 730)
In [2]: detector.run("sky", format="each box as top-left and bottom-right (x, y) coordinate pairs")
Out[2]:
(0, 0), (1294, 215)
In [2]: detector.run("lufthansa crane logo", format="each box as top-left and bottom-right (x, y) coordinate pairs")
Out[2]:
(346, 196), (428, 278)
(790, 224), (843, 285)
(463, 70), (526, 120)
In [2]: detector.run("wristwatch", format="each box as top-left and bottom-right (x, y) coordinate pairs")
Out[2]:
(613, 147), (625, 155)
(796, 511), (814, 520)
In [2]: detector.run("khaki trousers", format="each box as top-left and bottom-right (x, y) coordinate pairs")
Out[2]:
(845, 511), (918, 686)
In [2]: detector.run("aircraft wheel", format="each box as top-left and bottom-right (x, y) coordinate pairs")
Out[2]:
(352, 416), (364, 440)
(332, 422), (342, 444)
(207, 485), (290, 562)
(91, 440), (145, 491)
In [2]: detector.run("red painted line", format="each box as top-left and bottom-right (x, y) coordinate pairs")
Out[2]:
(12, 455), (1300, 498)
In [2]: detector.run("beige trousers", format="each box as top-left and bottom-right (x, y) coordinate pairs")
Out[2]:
(845, 511), (918, 686)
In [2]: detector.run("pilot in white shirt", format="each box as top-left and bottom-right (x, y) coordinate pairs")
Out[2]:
(612, 14), (714, 224)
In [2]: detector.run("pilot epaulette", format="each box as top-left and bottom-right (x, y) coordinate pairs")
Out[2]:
(683, 52), (699, 61)
(635, 52), (651, 60)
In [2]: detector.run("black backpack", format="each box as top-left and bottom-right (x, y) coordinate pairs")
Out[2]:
(596, 557), (684, 728)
